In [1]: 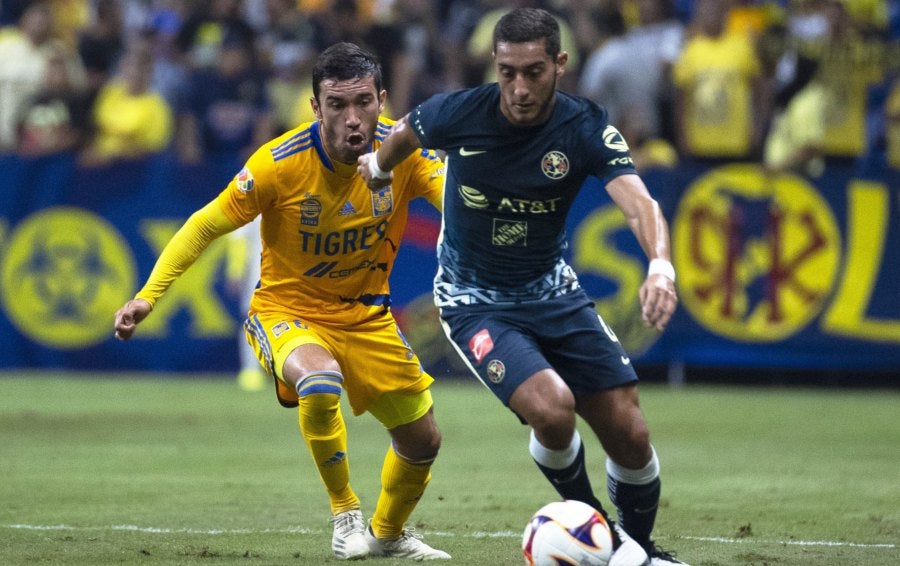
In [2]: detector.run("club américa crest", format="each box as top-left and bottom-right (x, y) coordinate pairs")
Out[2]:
(486, 359), (506, 383)
(541, 151), (569, 179)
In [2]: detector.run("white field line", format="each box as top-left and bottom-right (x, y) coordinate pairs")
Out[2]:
(681, 536), (897, 549)
(2, 524), (896, 550)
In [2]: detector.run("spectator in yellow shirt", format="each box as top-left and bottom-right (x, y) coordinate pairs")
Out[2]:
(672, 0), (768, 162)
(79, 44), (173, 166)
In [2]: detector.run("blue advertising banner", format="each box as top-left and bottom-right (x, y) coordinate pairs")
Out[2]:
(571, 164), (900, 373)
(1, 153), (898, 376)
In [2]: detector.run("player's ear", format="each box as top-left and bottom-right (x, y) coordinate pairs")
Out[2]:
(556, 51), (568, 79)
(311, 96), (322, 121)
(378, 89), (387, 114)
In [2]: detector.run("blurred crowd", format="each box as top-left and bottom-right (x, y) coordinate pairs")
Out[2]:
(0, 0), (898, 177)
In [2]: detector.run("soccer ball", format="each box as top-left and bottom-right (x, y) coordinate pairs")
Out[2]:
(522, 500), (614, 566)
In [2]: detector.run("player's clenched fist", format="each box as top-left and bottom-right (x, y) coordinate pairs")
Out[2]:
(114, 298), (152, 340)
(357, 152), (393, 190)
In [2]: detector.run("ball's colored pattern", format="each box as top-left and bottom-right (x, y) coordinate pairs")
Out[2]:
(522, 500), (614, 566)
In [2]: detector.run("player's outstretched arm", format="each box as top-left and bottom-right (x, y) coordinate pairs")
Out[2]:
(114, 298), (152, 340)
(605, 174), (678, 331)
(113, 200), (239, 340)
(358, 114), (422, 189)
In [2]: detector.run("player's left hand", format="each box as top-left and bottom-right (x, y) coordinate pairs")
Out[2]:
(639, 275), (677, 332)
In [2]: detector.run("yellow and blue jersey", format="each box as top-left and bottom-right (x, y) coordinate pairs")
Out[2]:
(217, 117), (444, 324)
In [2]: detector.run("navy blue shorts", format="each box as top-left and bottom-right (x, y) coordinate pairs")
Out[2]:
(439, 288), (638, 406)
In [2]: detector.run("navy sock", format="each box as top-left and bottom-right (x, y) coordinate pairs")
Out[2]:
(533, 443), (607, 517)
(607, 474), (660, 551)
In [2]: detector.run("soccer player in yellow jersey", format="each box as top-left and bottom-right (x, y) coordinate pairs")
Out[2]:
(114, 42), (449, 561)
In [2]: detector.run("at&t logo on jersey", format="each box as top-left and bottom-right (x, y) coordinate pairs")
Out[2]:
(459, 184), (562, 215)
(459, 185), (490, 209)
(541, 151), (569, 179)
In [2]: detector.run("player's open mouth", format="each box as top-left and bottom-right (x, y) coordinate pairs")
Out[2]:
(347, 133), (365, 145)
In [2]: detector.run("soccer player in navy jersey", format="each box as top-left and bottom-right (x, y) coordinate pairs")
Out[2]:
(358, 8), (686, 566)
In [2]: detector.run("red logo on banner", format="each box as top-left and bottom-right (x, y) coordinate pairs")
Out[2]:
(469, 329), (494, 363)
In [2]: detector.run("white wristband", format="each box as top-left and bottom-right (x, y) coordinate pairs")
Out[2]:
(648, 258), (675, 282)
(367, 152), (391, 180)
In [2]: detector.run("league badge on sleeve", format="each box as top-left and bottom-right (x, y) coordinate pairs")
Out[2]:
(235, 167), (255, 193)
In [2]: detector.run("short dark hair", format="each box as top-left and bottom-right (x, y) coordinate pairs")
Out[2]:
(312, 42), (382, 101)
(493, 8), (561, 59)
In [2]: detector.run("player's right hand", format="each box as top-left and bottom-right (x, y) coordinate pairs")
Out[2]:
(114, 298), (152, 341)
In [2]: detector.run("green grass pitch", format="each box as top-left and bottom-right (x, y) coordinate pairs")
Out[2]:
(1, 372), (897, 565)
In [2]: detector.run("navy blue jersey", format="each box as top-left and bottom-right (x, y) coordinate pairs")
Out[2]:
(410, 83), (637, 305)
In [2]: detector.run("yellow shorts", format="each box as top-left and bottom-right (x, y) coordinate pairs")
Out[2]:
(243, 311), (434, 423)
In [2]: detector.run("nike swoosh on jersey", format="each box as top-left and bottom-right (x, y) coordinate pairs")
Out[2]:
(459, 147), (486, 156)
(621, 356), (631, 365)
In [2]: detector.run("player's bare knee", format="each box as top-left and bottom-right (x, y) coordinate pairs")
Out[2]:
(390, 411), (442, 462)
(606, 423), (652, 467)
(419, 429), (442, 461)
(410, 420), (443, 457)
(514, 384), (575, 444)
(529, 409), (576, 449)
(628, 425), (652, 459)
(395, 429), (441, 464)
(283, 350), (341, 388)
(625, 406), (651, 448)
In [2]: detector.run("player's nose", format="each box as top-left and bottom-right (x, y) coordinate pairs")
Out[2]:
(345, 107), (362, 127)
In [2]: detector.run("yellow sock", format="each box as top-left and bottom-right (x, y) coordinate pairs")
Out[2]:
(370, 445), (433, 539)
(297, 372), (358, 514)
